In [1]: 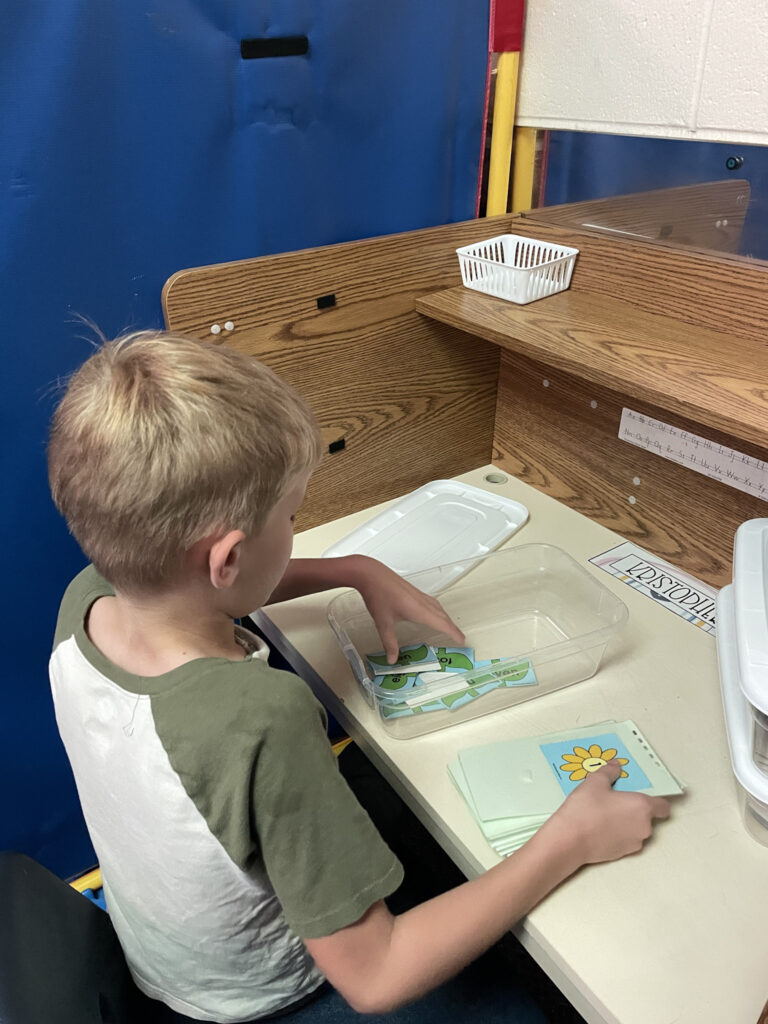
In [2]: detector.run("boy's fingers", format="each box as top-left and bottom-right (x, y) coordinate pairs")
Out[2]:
(591, 760), (622, 785)
(650, 796), (671, 820)
(447, 620), (466, 644)
(586, 765), (672, 818)
(379, 624), (399, 664)
(431, 607), (465, 644)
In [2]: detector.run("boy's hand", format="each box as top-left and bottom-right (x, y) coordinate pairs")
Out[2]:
(350, 556), (465, 664)
(542, 760), (671, 867)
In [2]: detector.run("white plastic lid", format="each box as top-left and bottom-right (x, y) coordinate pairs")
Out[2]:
(732, 519), (768, 713)
(716, 585), (768, 801)
(322, 480), (528, 594)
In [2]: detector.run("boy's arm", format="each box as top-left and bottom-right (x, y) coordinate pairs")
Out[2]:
(304, 762), (671, 1014)
(266, 555), (376, 604)
(267, 555), (464, 661)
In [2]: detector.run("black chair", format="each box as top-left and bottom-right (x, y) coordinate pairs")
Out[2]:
(0, 850), (165, 1024)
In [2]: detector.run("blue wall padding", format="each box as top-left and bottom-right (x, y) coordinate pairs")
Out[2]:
(544, 132), (768, 260)
(0, 0), (489, 877)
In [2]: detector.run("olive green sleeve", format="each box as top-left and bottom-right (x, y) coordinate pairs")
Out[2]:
(151, 661), (403, 939)
(250, 678), (404, 937)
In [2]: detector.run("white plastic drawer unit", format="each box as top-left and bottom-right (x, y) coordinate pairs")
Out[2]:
(717, 582), (768, 846)
(731, 519), (768, 772)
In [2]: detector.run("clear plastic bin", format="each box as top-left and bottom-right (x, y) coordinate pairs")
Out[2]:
(327, 543), (629, 739)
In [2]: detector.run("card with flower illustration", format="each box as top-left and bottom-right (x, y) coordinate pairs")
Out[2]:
(451, 720), (683, 857)
(456, 719), (683, 823)
(540, 732), (650, 796)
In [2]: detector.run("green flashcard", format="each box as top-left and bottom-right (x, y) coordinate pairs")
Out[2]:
(470, 660), (536, 686)
(373, 672), (421, 694)
(376, 659), (539, 718)
(366, 644), (440, 675)
(434, 646), (475, 673)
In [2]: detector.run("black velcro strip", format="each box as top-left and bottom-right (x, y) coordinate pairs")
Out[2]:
(240, 37), (309, 59)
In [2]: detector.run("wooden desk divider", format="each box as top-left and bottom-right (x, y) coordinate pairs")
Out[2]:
(164, 210), (768, 587)
(418, 216), (768, 588)
(163, 217), (511, 532)
(492, 350), (768, 588)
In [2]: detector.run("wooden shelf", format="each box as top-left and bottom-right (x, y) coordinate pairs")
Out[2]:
(415, 286), (768, 450)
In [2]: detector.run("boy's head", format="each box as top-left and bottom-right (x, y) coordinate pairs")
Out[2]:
(48, 329), (322, 593)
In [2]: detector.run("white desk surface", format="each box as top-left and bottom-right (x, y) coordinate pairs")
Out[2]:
(258, 465), (767, 1024)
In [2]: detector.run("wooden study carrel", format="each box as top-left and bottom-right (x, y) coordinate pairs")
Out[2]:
(164, 189), (768, 1023)
(164, 187), (768, 588)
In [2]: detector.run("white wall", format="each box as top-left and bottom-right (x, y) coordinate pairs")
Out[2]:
(517, 0), (767, 144)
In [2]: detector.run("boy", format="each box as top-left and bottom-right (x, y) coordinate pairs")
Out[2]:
(48, 330), (670, 1023)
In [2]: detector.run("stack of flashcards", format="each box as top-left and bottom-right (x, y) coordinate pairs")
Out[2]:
(365, 644), (538, 719)
(448, 720), (684, 856)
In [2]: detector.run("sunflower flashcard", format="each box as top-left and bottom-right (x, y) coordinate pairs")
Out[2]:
(448, 719), (683, 856)
(540, 732), (651, 796)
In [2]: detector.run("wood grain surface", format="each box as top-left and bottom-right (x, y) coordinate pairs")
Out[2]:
(164, 212), (768, 572)
(493, 350), (767, 587)
(163, 218), (510, 529)
(415, 285), (768, 449)
(506, 215), (768, 345)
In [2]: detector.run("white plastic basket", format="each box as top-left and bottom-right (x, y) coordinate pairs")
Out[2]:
(456, 233), (579, 305)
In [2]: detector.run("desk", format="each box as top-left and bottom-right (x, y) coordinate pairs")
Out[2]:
(164, 210), (768, 1023)
(257, 464), (768, 1024)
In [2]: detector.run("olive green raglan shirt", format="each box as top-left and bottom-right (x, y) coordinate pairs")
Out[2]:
(49, 566), (403, 1023)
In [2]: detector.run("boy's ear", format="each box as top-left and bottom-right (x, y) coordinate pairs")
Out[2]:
(208, 530), (247, 589)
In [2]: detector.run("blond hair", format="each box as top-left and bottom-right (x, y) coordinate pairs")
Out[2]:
(48, 330), (322, 591)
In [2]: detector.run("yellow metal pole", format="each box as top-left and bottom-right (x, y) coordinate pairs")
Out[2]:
(511, 126), (537, 213)
(70, 866), (102, 892)
(486, 51), (520, 216)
